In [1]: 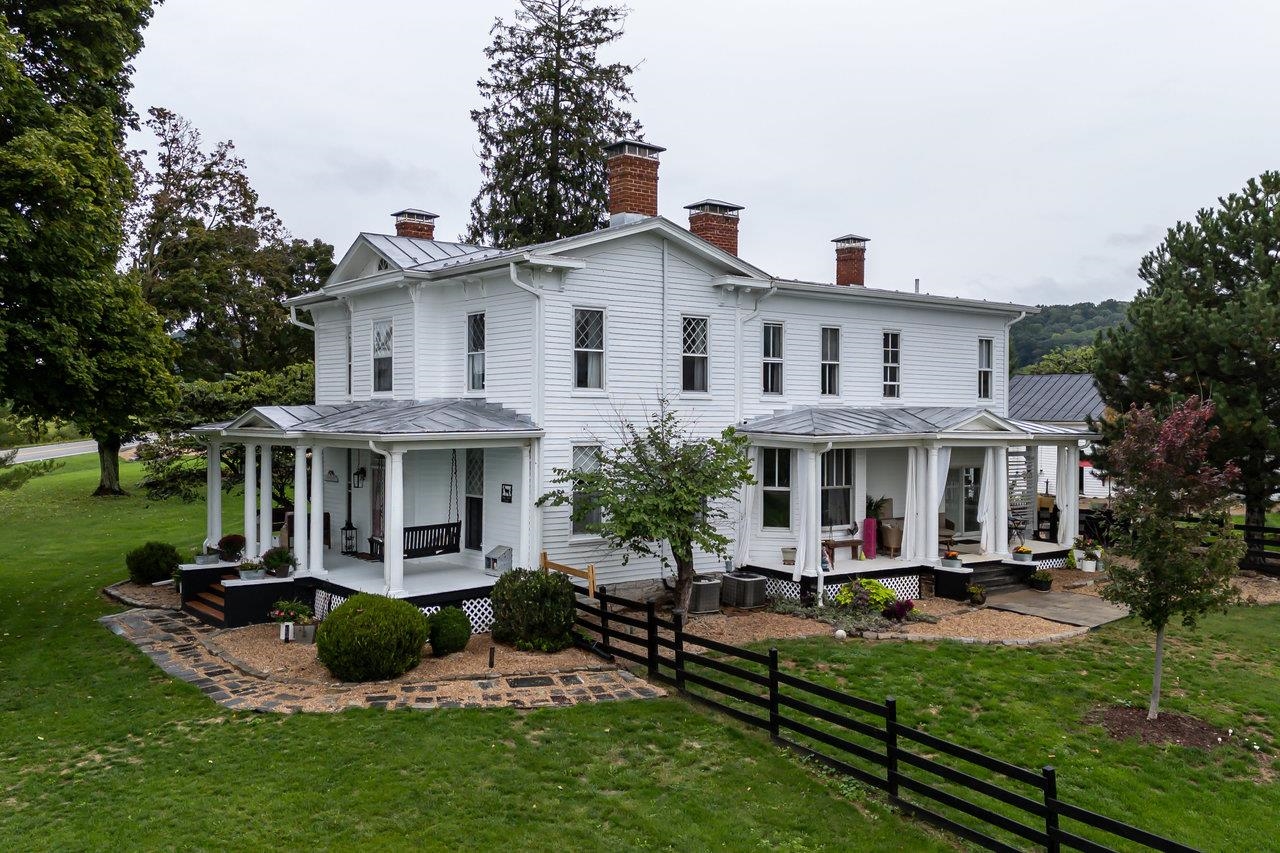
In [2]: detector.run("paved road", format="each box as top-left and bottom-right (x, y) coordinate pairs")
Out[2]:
(9, 439), (138, 463)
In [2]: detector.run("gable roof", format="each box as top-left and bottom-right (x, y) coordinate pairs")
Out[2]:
(206, 399), (540, 438)
(1008, 374), (1105, 423)
(740, 405), (1093, 441)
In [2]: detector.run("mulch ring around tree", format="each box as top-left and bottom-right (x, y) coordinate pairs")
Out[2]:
(1088, 705), (1231, 750)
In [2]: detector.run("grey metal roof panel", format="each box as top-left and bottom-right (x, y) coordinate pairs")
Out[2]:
(287, 399), (539, 435)
(361, 233), (497, 269)
(1008, 374), (1104, 423)
(741, 406), (989, 437)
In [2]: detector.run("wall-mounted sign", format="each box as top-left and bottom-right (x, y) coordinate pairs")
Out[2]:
(501, 483), (513, 503)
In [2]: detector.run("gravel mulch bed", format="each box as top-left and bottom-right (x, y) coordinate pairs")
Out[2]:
(103, 580), (180, 610)
(1235, 573), (1280, 605)
(679, 609), (830, 648)
(207, 624), (607, 686)
(894, 606), (1085, 644)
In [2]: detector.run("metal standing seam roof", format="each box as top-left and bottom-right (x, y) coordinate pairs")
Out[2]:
(1008, 374), (1105, 423)
(360, 233), (504, 271)
(205, 399), (540, 436)
(739, 405), (1093, 439)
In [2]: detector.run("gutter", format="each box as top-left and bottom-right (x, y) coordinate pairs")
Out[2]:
(289, 305), (315, 332)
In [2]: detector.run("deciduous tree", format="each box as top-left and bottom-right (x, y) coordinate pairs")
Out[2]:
(1019, 345), (1097, 375)
(466, 0), (642, 248)
(1098, 397), (1244, 720)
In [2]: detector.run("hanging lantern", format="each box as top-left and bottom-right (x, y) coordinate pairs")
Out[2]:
(341, 521), (357, 555)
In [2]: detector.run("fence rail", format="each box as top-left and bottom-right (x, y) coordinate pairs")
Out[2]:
(575, 586), (1197, 853)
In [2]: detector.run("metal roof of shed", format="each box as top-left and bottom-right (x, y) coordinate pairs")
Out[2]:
(1008, 374), (1105, 424)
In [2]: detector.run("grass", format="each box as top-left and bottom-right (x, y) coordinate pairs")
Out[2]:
(0, 457), (951, 851)
(764, 606), (1280, 851)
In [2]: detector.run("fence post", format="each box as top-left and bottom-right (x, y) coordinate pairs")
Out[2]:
(885, 696), (899, 798)
(768, 647), (780, 740)
(673, 609), (686, 692)
(1042, 765), (1060, 853)
(597, 585), (611, 656)
(646, 600), (658, 679)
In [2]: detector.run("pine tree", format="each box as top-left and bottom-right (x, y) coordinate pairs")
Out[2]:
(465, 0), (642, 249)
(1095, 172), (1280, 564)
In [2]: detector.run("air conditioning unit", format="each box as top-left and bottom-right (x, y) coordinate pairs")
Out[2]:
(721, 572), (767, 609)
(689, 576), (722, 614)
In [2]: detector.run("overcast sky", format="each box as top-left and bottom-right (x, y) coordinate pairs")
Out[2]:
(128, 1), (1280, 306)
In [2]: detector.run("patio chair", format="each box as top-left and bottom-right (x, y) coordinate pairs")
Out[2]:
(879, 522), (904, 558)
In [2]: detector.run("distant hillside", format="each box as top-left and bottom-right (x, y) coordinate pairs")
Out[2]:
(1011, 300), (1129, 369)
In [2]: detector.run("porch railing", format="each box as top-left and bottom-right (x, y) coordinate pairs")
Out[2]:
(368, 522), (462, 561)
(541, 551), (596, 593)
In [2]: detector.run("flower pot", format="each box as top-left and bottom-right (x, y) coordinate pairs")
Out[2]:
(279, 622), (293, 642)
(1030, 578), (1052, 591)
(295, 623), (316, 644)
(239, 569), (265, 580)
(781, 547), (797, 566)
(1072, 549), (1085, 563)
(266, 563), (292, 578)
(194, 553), (220, 566)
(1081, 560), (1097, 572)
(1012, 552), (1033, 563)
(941, 558), (963, 568)
(968, 591), (987, 606)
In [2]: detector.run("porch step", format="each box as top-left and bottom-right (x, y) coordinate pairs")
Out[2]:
(210, 582), (225, 594)
(185, 598), (225, 627)
(197, 590), (225, 608)
(968, 562), (1029, 595)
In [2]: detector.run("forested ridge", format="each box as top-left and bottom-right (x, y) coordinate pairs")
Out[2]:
(1011, 300), (1128, 368)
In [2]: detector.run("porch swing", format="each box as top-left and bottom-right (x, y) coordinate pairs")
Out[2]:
(369, 451), (464, 561)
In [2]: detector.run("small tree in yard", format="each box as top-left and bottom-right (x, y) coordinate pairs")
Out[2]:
(538, 404), (754, 613)
(1099, 396), (1244, 720)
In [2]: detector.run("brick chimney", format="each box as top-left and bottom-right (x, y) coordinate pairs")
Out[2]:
(604, 139), (664, 226)
(685, 199), (745, 256)
(832, 234), (870, 286)
(392, 208), (438, 240)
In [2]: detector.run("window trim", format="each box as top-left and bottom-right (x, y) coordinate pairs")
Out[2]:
(681, 314), (710, 394)
(762, 321), (785, 396)
(977, 337), (994, 401)
(820, 326), (841, 397)
(466, 311), (486, 393)
(882, 329), (901, 400)
(760, 447), (792, 531)
(820, 448), (854, 530)
(569, 443), (604, 538)
(371, 317), (394, 396)
(572, 306), (607, 392)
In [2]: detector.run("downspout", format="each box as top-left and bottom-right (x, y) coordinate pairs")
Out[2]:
(289, 305), (315, 332)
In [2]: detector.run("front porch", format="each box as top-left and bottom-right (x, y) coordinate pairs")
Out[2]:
(316, 551), (494, 599)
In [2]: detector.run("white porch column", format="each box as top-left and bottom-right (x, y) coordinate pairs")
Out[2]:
(243, 443), (258, 558)
(925, 445), (940, 562)
(853, 449), (867, 533)
(293, 445), (309, 574)
(383, 448), (406, 596)
(807, 448), (822, 597)
(258, 443), (273, 555)
(1065, 444), (1081, 545)
(309, 445), (326, 575)
(520, 440), (533, 570)
(205, 441), (222, 550)
(994, 445), (1010, 556)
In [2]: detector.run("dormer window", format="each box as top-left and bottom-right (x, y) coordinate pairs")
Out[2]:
(372, 319), (393, 393)
(377, 258), (390, 272)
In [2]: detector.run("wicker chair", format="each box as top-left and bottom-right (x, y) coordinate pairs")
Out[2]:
(879, 522), (904, 558)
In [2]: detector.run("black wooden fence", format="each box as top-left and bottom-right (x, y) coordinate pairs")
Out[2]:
(574, 587), (1196, 853)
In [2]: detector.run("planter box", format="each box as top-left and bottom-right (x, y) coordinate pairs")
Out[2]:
(780, 547), (797, 566)
(1080, 560), (1098, 572)
(194, 553), (221, 566)
(1012, 552), (1033, 563)
(239, 569), (266, 580)
(940, 559), (963, 568)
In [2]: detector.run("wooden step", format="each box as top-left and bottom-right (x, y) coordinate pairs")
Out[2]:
(210, 581), (226, 593)
(185, 599), (225, 626)
(197, 590), (225, 608)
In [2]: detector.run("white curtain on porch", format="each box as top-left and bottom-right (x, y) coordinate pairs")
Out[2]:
(736, 463), (757, 568)
(1056, 445), (1071, 546)
(793, 450), (811, 581)
(902, 447), (919, 561)
(977, 447), (997, 553)
(934, 447), (951, 513)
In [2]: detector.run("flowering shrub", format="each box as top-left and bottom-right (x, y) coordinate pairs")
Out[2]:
(943, 550), (960, 561)
(834, 577), (896, 613)
(1014, 545), (1033, 555)
(271, 599), (313, 624)
(882, 598), (914, 621)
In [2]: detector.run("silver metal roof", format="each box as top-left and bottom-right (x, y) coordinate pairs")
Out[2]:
(206, 399), (540, 437)
(1008, 374), (1104, 423)
(684, 199), (745, 212)
(740, 405), (1093, 440)
(361, 233), (503, 271)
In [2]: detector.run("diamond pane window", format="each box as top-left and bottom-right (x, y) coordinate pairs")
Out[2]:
(373, 320), (393, 392)
(682, 316), (708, 392)
(574, 309), (604, 389)
(467, 313), (485, 391)
(571, 445), (602, 534)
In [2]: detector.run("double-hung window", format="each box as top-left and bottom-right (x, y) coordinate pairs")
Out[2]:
(882, 331), (901, 398)
(682, 316), (709, 392)
(372, 319), (393, 393)
(760, 448), (791, 529)
(977, 338), (993, 400)
(820, 327), (840, 396)
(821, 449), (854, 529)
(574, 309), (604, 389)
(571, 445), (602, 535)
(762, 323), (784, 394)
(467, 312), (486, 391)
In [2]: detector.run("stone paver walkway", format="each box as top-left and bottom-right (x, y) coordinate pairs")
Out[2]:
(986, 589), (1129, 628)
(101, 608), (664, 714)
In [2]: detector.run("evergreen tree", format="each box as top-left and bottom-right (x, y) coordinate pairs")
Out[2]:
(1095, 172), (1280, 560)
(465, 0), (642, 248)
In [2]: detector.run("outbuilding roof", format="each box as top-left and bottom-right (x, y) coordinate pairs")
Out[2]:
(1008, 374), (1105, 424)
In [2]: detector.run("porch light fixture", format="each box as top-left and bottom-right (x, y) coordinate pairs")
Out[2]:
(341, 521), (357, 555)
(351, 467), (367, 489)
(324, 469), (339, 483)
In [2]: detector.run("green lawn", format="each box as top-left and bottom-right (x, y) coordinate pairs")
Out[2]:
(0, 457), (951, 851)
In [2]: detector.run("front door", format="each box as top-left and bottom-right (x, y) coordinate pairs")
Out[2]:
(465, 448), (483, 551)
(944, 466), (981, 537)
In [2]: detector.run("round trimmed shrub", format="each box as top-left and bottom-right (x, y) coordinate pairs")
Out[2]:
(125, 542), (182, 585)
(491, 568), (576, 652)
(428, 606), (472, 657)
(316, 593), (429, 682)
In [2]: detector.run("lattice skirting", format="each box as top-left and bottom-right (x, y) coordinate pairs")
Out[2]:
(1037, 557), (1067, 569)
(765, 577), (802, 601)
(821, 575), (920, 604)
(312, 589), (494, 634)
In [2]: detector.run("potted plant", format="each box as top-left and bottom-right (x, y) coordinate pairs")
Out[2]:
(194, 547), (221, 566)
(940, 550), (962, 567)
(237, 559), (267, 580)
(217, 533), (246, 563)
(262, 546), (296, 578)
(272, 599), (315, 643)
(1012, 544), (1034, 563)
(1029, 570), (1053, 591)
(967, 584), (987, 606)
(780, 546), (797, 566)
(1080, 549), (1100, 572)
(1071, 535), (1087, 565)
(1065, 547), (1078, 569)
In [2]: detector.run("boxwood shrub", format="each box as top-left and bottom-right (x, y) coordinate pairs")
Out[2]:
(125, 542), (182, 585)
(428, 606), (472, 657)
(316, 593), (429, 682)
(491, 568), (576, 652)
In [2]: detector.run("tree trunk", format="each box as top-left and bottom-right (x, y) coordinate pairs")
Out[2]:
(672, 550), (695, 614)
(1243, 492), (1269, 570)
(93, 434), (126, 497)
(1147, 623), (1165, 721)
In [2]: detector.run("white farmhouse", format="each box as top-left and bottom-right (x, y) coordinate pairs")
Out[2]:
(186, 141), (1093, 627)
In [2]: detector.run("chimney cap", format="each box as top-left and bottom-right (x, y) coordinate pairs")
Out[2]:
(684, 198), (745, 216)
(832, 234), (870, 246)
(604, 138), (665, 158)
(392, 208), (439, 221)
